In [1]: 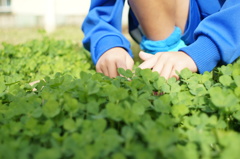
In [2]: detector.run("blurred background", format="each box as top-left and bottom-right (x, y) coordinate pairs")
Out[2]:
(0, 0), (130, 46)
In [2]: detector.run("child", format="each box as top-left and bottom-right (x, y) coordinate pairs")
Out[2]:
(82, 0), (240, 79)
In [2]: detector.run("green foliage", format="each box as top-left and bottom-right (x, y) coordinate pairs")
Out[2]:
(0, 38), (240, 159)
(0, 37), (93, 82)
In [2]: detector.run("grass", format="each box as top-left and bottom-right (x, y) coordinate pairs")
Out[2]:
(0, 25), (141, 61)
(0, 26), (84, 47)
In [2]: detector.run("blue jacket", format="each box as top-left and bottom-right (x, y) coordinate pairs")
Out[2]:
(82, 0), (240, 74)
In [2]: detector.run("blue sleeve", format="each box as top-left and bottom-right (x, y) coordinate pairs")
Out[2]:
(81, 0), (133, 65)
(180, 0), (240, 74)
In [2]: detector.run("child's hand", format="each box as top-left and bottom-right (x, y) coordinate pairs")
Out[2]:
(96, 47), (134, 78)
(138, 51), (198, 79)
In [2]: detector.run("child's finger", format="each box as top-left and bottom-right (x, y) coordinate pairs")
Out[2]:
(108, 62), (118, 78)
(102, 66), (109, 77)
(138, 56), (158, 69)
(29, 80), (40, 86)
(159, 63), (173, 79)
(169, 69), (180, 80)
(152, 64), (164, 75)
(116, 58), (128, 70)
(96, 64), (104, 75)
(126, 56), (134, 70)
(139, 51), (154, 61)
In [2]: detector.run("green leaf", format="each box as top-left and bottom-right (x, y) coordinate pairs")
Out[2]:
(40, 120), (54, 134)
(161, 83), (170, 93)
(118, 68), (126, 76)
(140, 68), (158, 82)
(64, 94), (80, 114)
(106, 86), (128, 102)
(153, 96), (171, 114)
(233, 111), (240, 121)
(35, 148), (61, 159)
(170, 82), (181, 93)
(189, 84), (208, 96)
(219, 75), (233, 86)
(171, 91), (194, 105)
(86, 101), (99, 114)
(87, 80), (100, 95)
(25, 118), (38, 130)
(171, 104), (189, 117)
(153, 76), (166, 90)
(121, 126), (135, 141)
(167, 77), (177, 85)
(42, 99), (60, 118)
(92, 119), (107, 133)
(209, 87), (239, 107)
(80, 71), (92, 81)
(219, 65), (232, 75)
(200, 71), (212, 83)
(118, 68), (133, 78)
(63, 118), (76, 131)
(180, 68), (192, 79)
(157, 114), (176, 128)
(112, 153), (126, 159)
(232, 63), (240, 76)
(233, 75), (240, 87)
(235, 87), (240, 97)
(132, 103), (145, 115)
(0, 76), (6, 93)
(217, 120), (227, 129)
(106, 103), (124, 121)
(189, 114), (201, 126)
(31, 107), (42, 118)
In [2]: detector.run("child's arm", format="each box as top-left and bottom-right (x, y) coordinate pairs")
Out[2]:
(179, 0), (240, 74)
(140, 0), (240, 79)
(82, 0), (133, 77)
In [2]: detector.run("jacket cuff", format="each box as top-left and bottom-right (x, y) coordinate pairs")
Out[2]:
(93, 35), (133, 65)
(179, 36), (221, 74)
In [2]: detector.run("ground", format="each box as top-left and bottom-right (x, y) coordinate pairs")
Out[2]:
(0, 26), (84, 48)
(0, 25), (140, 60)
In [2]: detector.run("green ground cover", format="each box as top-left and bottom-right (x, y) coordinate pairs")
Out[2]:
(0, 29), (240, 159)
